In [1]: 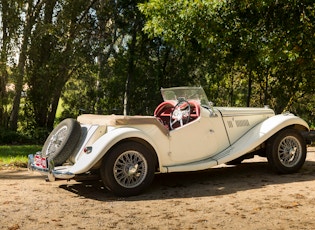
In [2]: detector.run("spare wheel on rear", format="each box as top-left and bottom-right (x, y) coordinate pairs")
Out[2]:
(42, 118), (81, 166)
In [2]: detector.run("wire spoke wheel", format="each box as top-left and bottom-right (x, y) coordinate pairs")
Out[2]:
(101, 141), (156, 196)
(267, 128), (306, 174)
(41, 118), (81, 166)
(114, 150), (148, 188)
(278, 136), (302, 167)
(46, 126), (68, 156)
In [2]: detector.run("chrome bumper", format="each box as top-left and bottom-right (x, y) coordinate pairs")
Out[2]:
(28, 154), (75, 181)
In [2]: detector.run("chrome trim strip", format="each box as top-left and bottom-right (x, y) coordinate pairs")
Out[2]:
(219, 111), (274, 117)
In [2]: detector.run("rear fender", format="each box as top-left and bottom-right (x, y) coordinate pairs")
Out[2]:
(213, 113), (309, 165)
(68, 127), (159, 174)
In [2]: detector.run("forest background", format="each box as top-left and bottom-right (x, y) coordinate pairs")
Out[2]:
(0, 0), (314, 144)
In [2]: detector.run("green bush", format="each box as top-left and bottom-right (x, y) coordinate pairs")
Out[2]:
(0, 128), (48, 145)
(0, 129), (29, 145)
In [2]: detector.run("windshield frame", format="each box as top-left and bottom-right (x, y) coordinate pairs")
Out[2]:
(161, 86), (210, 106)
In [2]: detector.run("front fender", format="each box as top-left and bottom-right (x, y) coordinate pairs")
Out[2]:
(214, 113), (309, 165)
(261, 113), (309, 133)
(68, 127), (160, 174)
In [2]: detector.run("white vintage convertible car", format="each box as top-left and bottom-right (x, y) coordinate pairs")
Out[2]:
(28, 86), (314, 196)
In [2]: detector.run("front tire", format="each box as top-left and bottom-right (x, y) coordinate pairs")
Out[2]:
(100, 141), (156, 197)
(267, 128), (306, 173)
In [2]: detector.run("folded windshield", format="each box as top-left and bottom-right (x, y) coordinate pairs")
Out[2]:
(161, 87), (210, 106)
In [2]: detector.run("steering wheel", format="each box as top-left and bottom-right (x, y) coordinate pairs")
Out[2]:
(170, 98), (191, 130)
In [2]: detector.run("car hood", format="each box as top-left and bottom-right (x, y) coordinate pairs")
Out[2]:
(215, 107), (275, 117)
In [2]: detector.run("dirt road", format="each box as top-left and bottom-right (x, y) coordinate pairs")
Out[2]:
(1, 147), (315, 230)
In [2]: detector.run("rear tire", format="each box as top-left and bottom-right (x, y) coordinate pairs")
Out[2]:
(100, 141), (156, 197)
(267, 129), (306, 173)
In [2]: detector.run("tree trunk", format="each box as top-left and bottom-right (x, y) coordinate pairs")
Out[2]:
(246, 72), (252, 107)
(229, 74), (234, 106)
(264, 74), (269, 106)
(123, 27), (137, 116)
(47, 89), (61, 129)
(29, 0), (95, 129)
(0, 0), (9, 128)
(9, 0), (43, 131)
(9, 4), (30, 131)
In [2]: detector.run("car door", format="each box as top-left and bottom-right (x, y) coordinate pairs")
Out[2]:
(168, 112), (229, 163)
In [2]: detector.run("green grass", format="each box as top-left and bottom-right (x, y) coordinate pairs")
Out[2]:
(0, 145), (42, 169)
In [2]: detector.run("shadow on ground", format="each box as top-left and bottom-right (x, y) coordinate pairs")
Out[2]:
(58, 159), (315, 201)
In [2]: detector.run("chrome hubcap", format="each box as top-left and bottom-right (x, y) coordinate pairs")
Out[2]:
(128, 164), (138, 175)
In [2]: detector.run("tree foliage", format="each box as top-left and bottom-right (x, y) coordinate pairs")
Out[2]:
(0, 0), (314, 141)
(140, 0), (315, 123)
